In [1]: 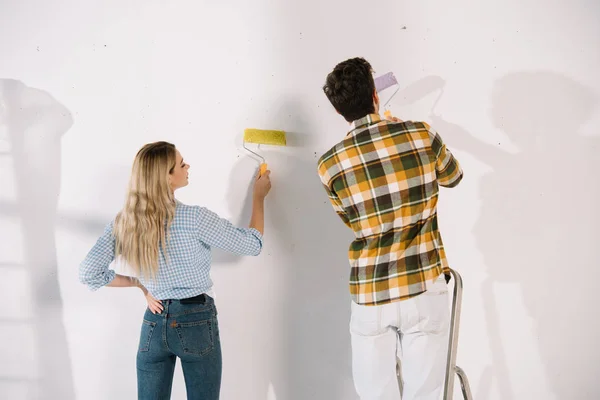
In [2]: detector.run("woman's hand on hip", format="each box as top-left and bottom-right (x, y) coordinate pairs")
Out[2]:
(138, 283), (163, 314)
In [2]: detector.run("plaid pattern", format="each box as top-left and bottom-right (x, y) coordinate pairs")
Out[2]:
(79, 200), (263, 300)
(318, 114), (462, 305)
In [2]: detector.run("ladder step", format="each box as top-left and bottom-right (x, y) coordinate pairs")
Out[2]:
(0, 318), (32, 324)
(0, 377), (37, 383)
(0, 263), (24, 269)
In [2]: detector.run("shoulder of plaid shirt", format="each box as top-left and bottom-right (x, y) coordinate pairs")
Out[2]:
(79, 200), (263, 300)
(317, 113), (463, 306)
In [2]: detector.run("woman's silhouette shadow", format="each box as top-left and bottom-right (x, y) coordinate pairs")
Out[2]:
(0, 79), (75, 399)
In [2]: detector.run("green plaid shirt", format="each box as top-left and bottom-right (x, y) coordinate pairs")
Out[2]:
(317, 114), (463, 305)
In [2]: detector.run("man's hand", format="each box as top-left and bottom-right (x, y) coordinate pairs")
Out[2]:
(384, 111), (403, 123)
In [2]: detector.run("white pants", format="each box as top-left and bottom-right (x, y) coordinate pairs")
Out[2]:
(350, 274), (450, 400)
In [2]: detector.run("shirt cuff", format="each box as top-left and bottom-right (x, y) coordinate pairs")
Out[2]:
(248, 227), (263, 241)
(86, 269), (117, 291)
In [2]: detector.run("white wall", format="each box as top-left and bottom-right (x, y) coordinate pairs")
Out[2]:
(1, 0), (598, 399)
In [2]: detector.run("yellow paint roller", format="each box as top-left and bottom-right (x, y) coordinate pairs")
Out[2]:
(242, 128), (287, 175)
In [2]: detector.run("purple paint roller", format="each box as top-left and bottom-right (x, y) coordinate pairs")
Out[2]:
(374, 72), (398, 92)
(374, 72), (400, 117)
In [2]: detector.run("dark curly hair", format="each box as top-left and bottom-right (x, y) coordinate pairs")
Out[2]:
(323, 57), (376, 122)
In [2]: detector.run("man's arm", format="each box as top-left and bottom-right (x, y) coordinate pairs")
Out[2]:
(426, 122), (463, 187)
(318, 156), (352, 228)
(322, 183), (352, 229)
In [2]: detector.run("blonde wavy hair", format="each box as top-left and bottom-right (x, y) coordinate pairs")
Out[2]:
(113, 141), (177, 279)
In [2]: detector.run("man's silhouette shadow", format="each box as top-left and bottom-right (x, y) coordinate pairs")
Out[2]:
(430, 71), (599, 399)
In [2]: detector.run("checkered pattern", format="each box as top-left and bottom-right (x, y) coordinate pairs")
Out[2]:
(318, 114), (463, 306)
(79, 200), (263, 300)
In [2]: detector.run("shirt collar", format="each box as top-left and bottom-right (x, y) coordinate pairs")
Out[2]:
(347, 113), (382, 137)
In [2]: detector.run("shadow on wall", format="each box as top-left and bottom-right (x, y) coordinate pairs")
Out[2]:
(211, 155), (256, 265)
(214, 97), (357, 399)
(212, 97), (325, 267)
(270, 151), (357, 400)
(207, 73), (599, 399)
(268, 98), (357, 400)
(0, 79), (75, 399)
(429, 71), (599, 400)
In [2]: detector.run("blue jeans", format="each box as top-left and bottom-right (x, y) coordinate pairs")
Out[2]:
(136, 294), (222, 400)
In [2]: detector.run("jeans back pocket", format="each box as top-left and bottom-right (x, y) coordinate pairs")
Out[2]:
(173, 319), (214, 356)
(139, 319), (157, 352)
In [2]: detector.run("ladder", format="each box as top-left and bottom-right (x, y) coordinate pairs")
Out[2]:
(395, 268), (473, 399)
(444, 269), (473, 400)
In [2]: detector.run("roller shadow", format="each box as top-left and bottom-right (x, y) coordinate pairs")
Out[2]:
(211, 155), (257, 265)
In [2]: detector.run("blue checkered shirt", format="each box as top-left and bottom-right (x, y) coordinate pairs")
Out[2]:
(79, 200), (263, 300)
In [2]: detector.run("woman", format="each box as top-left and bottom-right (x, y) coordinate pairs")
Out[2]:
(79, 141), (271, 399)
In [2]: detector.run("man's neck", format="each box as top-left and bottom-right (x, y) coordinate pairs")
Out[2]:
(348, 112), (379, 125)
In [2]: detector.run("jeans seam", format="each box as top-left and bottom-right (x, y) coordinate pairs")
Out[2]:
(163, 311), (170, 352)
(139, 320), (156, 352)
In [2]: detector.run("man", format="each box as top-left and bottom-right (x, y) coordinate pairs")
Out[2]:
(317, 57), (463, 400)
